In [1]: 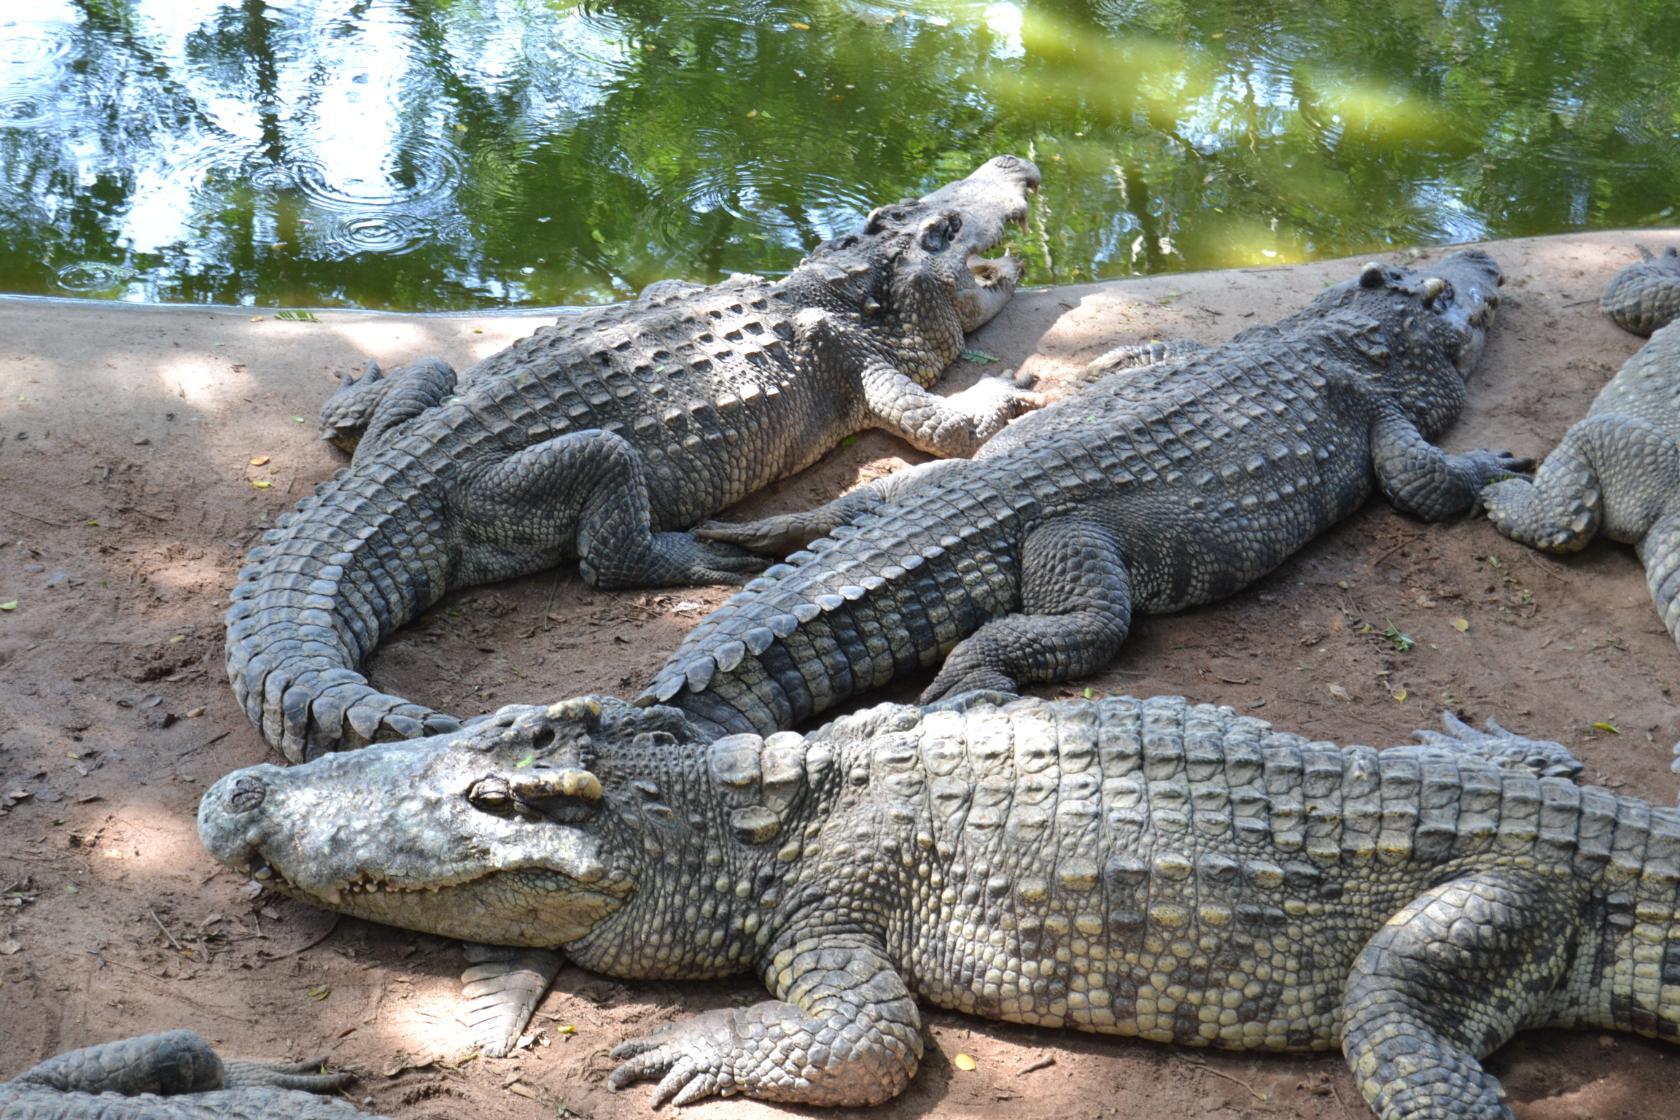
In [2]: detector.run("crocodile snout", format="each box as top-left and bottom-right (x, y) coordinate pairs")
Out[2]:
(984, 153), (1042, 192)
(198, 765), (280, 874)
(227, 774), (267, 813)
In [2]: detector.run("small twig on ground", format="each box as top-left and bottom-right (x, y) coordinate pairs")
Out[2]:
(542, 570), (565, 630)
(84, 949), (177, 982)
(148, 907), (190, 957)
(1183, 1057), (1268, 1102)
(1368, 539), (1415, 570)
(118, 505), (169, 522)
(1018, 1055), (1056, 1075)
(271, 914), (342, 958)
(0, 504), (68, 527)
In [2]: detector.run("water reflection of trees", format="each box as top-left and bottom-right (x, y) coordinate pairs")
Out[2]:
(0, 0), (1674, 308)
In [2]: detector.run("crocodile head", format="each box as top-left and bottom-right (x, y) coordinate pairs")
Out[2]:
(792, 155), (1041, 355)
(1316, 248), (1503, 438)
(197, 697), (702, 947)
(1348, 248), (1503, 376)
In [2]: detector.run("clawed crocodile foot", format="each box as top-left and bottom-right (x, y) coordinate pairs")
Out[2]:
(222, 1056), (357, 1094)
(607, 1010), (740, 1108)
(919, 667), (1019, 704)
(1412, 710), (1584, 780)
(695, 514), (817, 556)
(924, 687), (1022, 714)
(318, 359), (386, 452)
(644, 533), (770, 587)
(1471, 449), (1536, 481)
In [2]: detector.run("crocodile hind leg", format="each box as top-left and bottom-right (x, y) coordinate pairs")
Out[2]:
(1479, 412), (1680, 552)
(459, 429), (767, 589)
(318, 357), (458, 459)
(1601, 245), (1680, 336)
(460, 943), (565, 1057)
(10, 1028), (355, 1096)
(919, 517), (1132, 701)
(697, 459), (971, 555)
(1483, 413), (1680, 643)
(318, 360), (387, 454)
(1404, 711), (1584, 780)
(1341, 870), (1576, 1120)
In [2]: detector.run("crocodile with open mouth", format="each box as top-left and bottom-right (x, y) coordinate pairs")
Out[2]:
(648, 249), (1523, 736)
(224, 156), (1042, 763)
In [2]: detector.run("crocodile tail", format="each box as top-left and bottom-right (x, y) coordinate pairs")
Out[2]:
(1584, 802), (1680, 1040)
(1639, 508), (1680, 651)
(641, 505), (1010, 735)
(224, 465), (461, 761)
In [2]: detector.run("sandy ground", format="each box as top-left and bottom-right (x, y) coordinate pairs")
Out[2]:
(3, 230), (1680, 1118)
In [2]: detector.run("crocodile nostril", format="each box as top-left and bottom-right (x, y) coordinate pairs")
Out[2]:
(228, 775), (267, 814)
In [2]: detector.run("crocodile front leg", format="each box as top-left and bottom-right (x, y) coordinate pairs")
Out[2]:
(607, 934), (922, 1107)
(459, 429), (766, 588)
(697, 459), (971, 555)
(459, 944), (565, 1058)
(1085, 337), (1209, 377)
(1370, 408), (1533, 521)
(794, 307), (1036, 458)
(1341, 870), (1577, 1120)
(860, 358), (1038, 457)
(920, 516), (1132, 701)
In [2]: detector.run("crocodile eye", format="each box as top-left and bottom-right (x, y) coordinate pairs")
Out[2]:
(468, 777), (513, 813)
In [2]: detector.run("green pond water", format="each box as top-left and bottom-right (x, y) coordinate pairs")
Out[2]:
(1, 0), (1676, 311)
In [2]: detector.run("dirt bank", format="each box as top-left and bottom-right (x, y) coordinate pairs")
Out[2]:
(3, 230), (1677, 1118)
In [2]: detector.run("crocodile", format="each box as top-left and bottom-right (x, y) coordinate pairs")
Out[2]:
(198, 692), (1679, 1118)
(1482, 245), (1680, 646)
(225, 155), (1042, 762)
(0, 1029), (380, 1119)
(648, 249), (1524, 737)
(1598, 244), (1680, 338)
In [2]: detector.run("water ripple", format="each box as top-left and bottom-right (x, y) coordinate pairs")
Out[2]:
(0, 18), (77, 69)
(55, 260), (135, 293)
(289, 139), (465, 212)
(329, 213), (436, 256)
(0, 92), (57, 130)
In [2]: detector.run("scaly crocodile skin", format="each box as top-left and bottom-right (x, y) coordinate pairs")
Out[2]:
(1599, 245), (1680, 337)
(0, 1030), (379, 1119)
(1483, 245), (1680, 648)
(660, 250), (1521, 736)
(198, 693), (1676, 1118)
(225, 156), (1042, 761)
